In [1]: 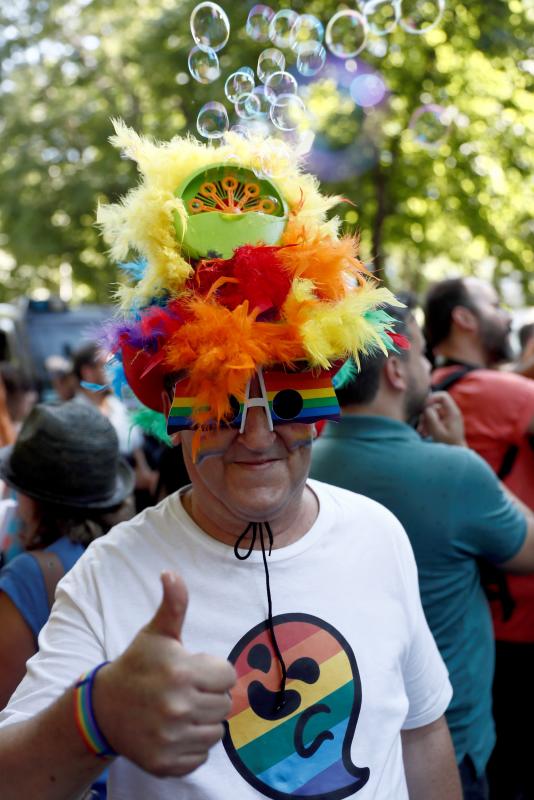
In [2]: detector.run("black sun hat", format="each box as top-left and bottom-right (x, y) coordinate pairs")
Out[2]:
(0, 401), (134, 510)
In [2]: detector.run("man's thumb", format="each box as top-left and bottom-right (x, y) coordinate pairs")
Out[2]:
(147, 571), (188, 641)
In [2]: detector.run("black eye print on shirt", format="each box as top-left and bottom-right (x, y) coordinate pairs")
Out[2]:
(272, 389), (303, 421)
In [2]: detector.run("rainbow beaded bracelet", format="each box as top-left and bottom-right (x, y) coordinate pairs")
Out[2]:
(73, 662), (117, 759)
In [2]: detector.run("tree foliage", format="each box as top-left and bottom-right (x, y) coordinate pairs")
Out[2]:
(0, 0), (533, 304)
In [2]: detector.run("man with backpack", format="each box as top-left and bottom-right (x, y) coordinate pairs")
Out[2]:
(425, 277), (534, 800)
(311, 302), (534, 800)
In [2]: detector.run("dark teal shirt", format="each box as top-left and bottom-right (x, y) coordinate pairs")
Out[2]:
(311, 415), (527, 775)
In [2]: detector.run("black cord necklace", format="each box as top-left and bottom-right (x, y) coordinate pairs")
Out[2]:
(234, 521), (287, 712)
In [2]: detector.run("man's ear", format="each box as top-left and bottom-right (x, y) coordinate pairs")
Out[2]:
(451, 305), (477, 332)
(383, 355), (408, 392)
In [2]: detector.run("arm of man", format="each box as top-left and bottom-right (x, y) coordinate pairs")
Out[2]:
(402, 716), (461, 800)
(0, 573), (236, 800)
(421, 403), (534, 573)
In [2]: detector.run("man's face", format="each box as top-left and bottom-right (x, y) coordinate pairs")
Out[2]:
(179, 406), (313, 526)
(403, 318), (432, 423)
(464, 278), (512, 365)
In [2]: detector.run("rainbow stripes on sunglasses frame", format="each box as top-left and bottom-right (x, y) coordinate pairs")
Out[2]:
(166, 367), (341, 435)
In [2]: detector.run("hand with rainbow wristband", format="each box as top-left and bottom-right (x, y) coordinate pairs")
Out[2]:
(73, 662), (117, 760)
(70, 572), (235, 777)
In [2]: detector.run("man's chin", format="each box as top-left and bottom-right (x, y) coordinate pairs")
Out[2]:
(224, 483), (291, 525)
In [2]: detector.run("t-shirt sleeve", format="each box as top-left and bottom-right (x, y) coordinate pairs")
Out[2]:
(0, 552), (107, 730)
(451, 449), (527, 564)
(0, 553), (48, 640)
(392, 532), (452, 730)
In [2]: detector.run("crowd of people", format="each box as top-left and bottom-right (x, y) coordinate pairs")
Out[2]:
(0, 125), (532, 800)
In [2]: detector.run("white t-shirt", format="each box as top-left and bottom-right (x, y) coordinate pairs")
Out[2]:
(0, 481), (451, 799)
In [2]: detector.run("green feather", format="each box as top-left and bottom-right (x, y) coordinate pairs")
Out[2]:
(131, 407), (173, 446)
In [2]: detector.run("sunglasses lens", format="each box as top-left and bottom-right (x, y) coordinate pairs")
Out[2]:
(271, 388), (303, 421)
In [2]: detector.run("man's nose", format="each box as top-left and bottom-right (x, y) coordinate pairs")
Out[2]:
(239, 405), (277, 450)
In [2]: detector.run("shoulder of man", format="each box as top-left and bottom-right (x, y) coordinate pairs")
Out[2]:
(310, 478), (412, 552)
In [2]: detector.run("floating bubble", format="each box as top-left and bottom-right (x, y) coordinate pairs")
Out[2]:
(325, 10), (368, 59)
(239, 66), (255, 79)
(258, 138), (294, 178)
(350, 73), (387, 107)
(248, 85), (271, 117)
(246, 119), (272, 139)
(257, 48), (286, 83)
(270, 94), (308, 131)
(196, 101), (229, 139)
(246, 4), (275, 42)
(363, 0), (399, 36)
(290, 14), (324, 50)
(228, 124), (249, 138)
(399, 0), (445, 35)
(187, 46), (220, 84)
(190, 2), (230, 53)
(269, 9), (299, 49)
(296, 41), (327, 76)
(408, 104), (451, 146)
(236, 92), (262, 120)
(225, 70), (255, 103)
(264, 70), (298, 103)
(345, 59), (359, 73)
(366, 36), (388, 57)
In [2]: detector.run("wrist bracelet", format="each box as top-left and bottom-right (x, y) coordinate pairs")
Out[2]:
(73, 661), (117, 759)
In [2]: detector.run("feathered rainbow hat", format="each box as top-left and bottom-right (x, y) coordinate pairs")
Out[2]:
(99, 121), (404, 456)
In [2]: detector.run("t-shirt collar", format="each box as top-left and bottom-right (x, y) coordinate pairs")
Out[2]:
(322, 414), (420, 442)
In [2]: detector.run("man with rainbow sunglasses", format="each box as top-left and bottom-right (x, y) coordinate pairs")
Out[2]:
(0, 124), (461, 800)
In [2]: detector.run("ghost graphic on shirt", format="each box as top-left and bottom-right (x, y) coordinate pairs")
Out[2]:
(223, 613), (370, 799)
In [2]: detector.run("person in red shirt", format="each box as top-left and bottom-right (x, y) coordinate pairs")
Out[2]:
(424, 277), (534, 800)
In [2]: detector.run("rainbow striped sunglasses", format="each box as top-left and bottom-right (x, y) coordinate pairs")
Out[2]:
(166, 366), (340, 435)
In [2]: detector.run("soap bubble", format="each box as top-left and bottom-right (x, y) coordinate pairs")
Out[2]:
(290, 14), (324, 50)
(239, 66), (255, 79)
(269, 9), (299, 49)
(399, 0), (445, 35)
(197, 101), (229, 139)
(408, 104), (451, 146)
(257, 48), (286, 83)
(190, 2), (230, 52)
(350, 73), (387, 107)
(248, 85), (271, 117)
(264, 70), (298, 104)
(257, 138), (294, 178)
(366, 36), (388, 57)
(225, 70), (255, 103)
(296, 41), (326, 76)
(270, 94), (308, 131)
(187, 46), (220, 84)
(236, 92), (262, 120)
(246, 5), (275, 42)
(228, 124), (249, 138)
(325, 10), (368, 58)
(363, 0), (399, 36)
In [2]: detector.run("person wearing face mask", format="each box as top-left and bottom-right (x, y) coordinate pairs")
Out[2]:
(0, 124), (461, 800)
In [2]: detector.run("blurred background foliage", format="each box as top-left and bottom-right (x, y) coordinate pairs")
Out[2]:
(0, 0), (533, 305)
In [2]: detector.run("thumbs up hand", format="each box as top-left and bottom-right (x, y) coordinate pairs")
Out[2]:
(91, 572), (236, 777)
